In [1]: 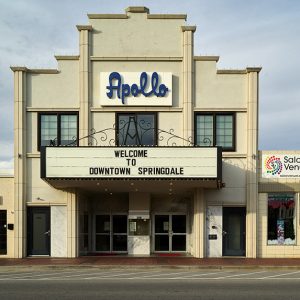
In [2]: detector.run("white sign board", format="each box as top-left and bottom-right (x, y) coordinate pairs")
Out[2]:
(44, 147), (219, 179)
(100, 72), (172, 106)
(262, 154), (300, 178)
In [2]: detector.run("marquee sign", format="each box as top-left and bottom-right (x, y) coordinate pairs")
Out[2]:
(262, 154), (300, 178)
(100, 72), (172, 106)
(42, 147), (220, 179)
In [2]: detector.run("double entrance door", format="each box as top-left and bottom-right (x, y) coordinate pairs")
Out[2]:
(154, 214), (186, 252)
(95, 214), (127, 252)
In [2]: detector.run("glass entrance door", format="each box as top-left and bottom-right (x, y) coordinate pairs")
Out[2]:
(154, 214), (186, 252)
(222, 207), (246, 256)
(27, 207), (50, 256)
(0, 210), (7, 255)
(95, 214), (127, 253)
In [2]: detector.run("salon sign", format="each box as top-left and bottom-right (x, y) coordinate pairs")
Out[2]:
(262, 154), (300, 178)
(100, 72), (172, 106)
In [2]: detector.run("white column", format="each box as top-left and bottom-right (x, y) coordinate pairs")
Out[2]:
(77, 25), (92, 145)
(193, 188), (205, 258)
(246, 68), (261, 258)
(67, 190), (78, 257)
(182, 26), (196, 145)
(11, 67), (27, 258)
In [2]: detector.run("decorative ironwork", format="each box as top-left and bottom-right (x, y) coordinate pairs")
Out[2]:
(44, 118), (212, 147)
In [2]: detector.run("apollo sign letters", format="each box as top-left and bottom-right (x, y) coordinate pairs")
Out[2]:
(100, 72), (172, 106)
(262, 154), (300, 178)
(44, 147), (219, 179)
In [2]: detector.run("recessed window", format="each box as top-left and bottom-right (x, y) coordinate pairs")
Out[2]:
(195, 113), (235, 151)
(38, 113), (78, 150)
(268, 193), (295, 245)
(117, 113), (156, 146)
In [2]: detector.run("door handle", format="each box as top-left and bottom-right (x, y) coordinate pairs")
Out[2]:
(222, 230), (227, 236)
(44, 230), (51, 236)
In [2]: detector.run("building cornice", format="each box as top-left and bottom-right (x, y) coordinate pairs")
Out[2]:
(76, 25), (93, 31)
(55, 55), (79, 60)
(217, 69), (247, 74)
(126, 6), (149, 13)
(181, 26), (196, 32)
(194, 56), (219, 62)
(148, 14), (187, 20)
(88, 14), (128, 19)
(90, 56), (183, 61)
(246, 67), (262, 73)
(10, 67), (59, 74)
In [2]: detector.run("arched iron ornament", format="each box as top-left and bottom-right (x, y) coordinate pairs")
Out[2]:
(56, 118), (213, 147)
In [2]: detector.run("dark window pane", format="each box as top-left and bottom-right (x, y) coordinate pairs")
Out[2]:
(172, 215), (186, 233)
(96, 235), (110, 251)
(155, 235), (169, 251)
(118, 114), (155, 146)
(155, 215), (169, 233)
(96, 215), (110, 233)
(112, 235), (127, 251)
(172, 235), (186, 251)
(113, 215), (127, 234)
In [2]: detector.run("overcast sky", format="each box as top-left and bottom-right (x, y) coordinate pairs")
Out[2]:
(0, 0), (300, 173)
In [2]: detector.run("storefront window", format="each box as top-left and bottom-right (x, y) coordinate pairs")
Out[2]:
(117, 113), (156, 146)
(268, 193), (295, 245)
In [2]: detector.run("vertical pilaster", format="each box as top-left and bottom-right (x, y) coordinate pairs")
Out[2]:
(246, 68), (261, 258)
(181, 26), (196, 145)
(193, 188), (205, 258)
(67, 190), (78, 257)
(77, 25), (92, 145)
(11, 67), (27, 258)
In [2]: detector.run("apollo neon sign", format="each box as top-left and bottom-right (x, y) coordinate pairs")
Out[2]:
(100, 72), (172, 106)
(106, 72), (169, 104)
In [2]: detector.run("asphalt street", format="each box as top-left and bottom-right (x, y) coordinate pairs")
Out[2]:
(0, 267), (300, 299)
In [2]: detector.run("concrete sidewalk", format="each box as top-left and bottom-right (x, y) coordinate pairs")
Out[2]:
(1, 257), (300, 268)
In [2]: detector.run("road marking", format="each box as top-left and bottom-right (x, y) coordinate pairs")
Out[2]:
(0, 269), (88, 280)
(213, 271), (267, 279)
(259, 270), (300, 279)
(126, 270), (196, 279)
(84, 270), (163, 280)
(173, 270), (233, 279)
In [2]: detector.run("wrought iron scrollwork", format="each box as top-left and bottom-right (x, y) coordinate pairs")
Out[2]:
(45, 117), (212, 147)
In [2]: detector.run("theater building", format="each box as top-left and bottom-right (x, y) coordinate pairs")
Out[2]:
(1, 6), (264, 258)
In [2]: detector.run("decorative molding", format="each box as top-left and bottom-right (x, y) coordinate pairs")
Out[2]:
(217, 69), (247, 74)
(194, 56), (219, 62)
(88, 14), (128, 19)
(194, 108), (247, 112)
(10, 67), (59, 74)
(126, 6), (149, 13)
(148, 14), (187, 20)
(26, 107), (79, 112)
(76, 25), (93, 31)
(90, 107), (183, 112)
(222, 154), (247, 158)
(246, 67), (262, 73)
(181, 26), (196, 32)
(90, 56), (183, 61)
(55, 55), (79, 60)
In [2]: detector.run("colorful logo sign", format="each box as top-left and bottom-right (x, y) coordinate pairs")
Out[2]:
(264, 155), (283, 176)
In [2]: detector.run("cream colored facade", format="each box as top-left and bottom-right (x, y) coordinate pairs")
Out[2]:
(2, 6), (264, 258)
